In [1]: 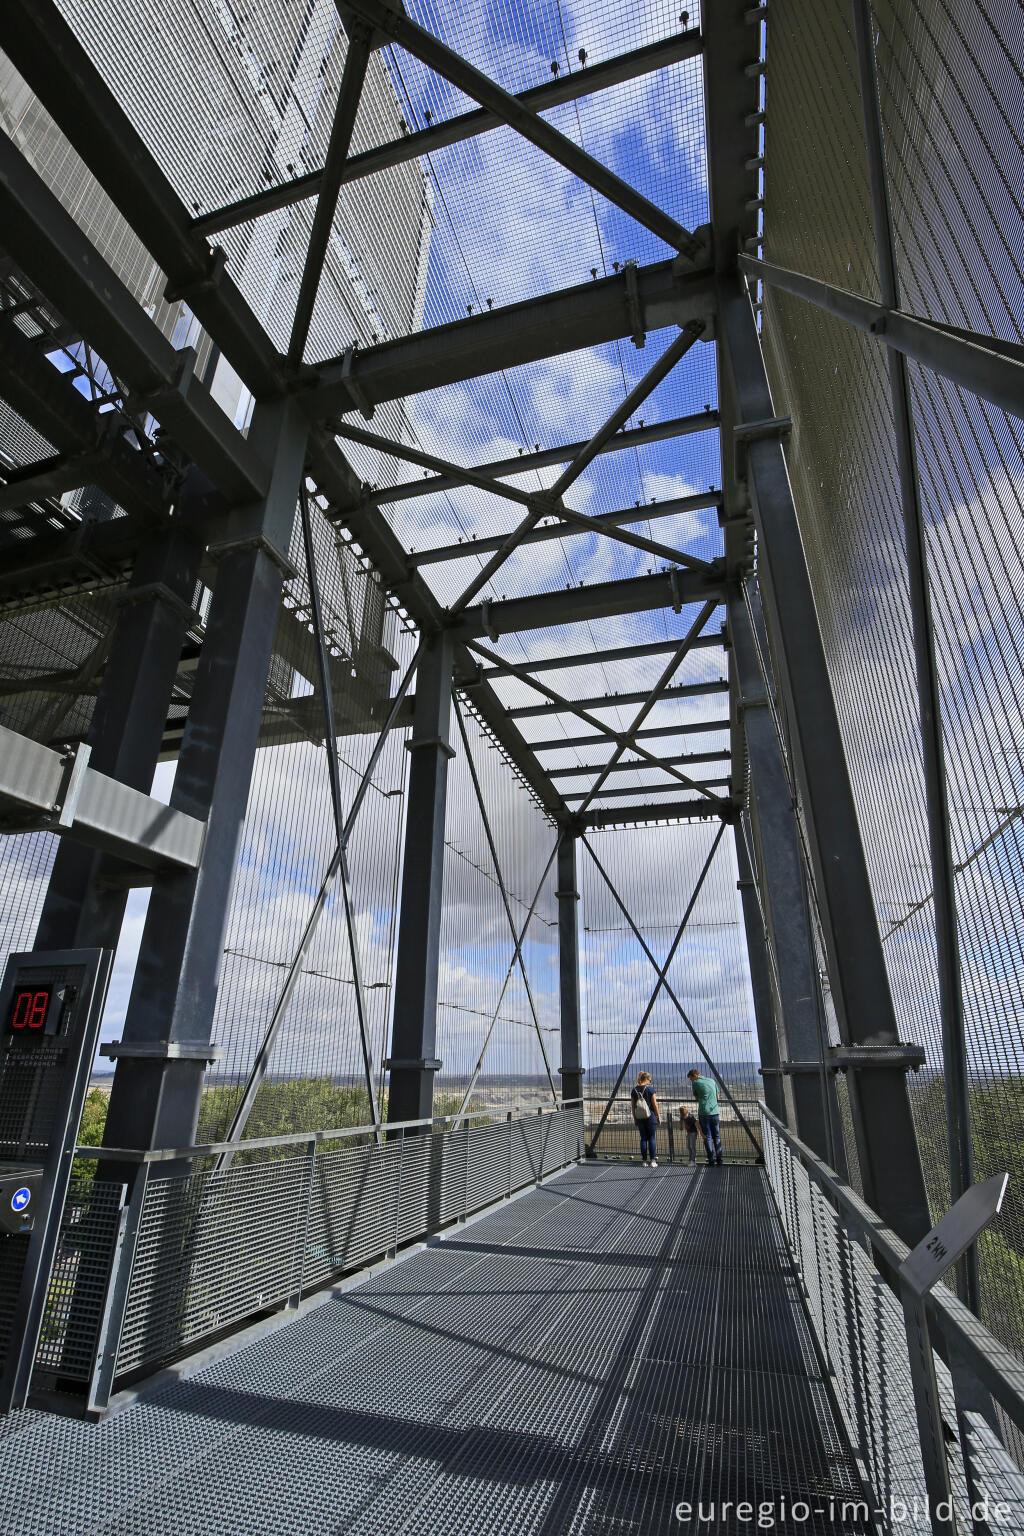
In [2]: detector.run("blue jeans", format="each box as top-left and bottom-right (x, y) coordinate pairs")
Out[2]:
(638, 1116), (659, 1160)
(700, 1113), (722, 1165)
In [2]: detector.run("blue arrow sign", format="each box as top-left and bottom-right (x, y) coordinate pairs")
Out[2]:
(11, 1187), (31, 1213)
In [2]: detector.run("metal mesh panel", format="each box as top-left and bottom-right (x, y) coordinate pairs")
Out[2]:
(115, 1106), (581, 1379)
(434, 704), (560, 1116)
(760, 0), (1024, 1385)
(304, 1138), (401, 1286)
(762, 1115), (974, 1528)
(32, 1173), (125, 1382)
(117, 1153), (313, 1373)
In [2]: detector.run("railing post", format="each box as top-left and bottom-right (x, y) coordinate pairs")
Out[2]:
(460, 1120), (470, 1223)
(556, 831), (584, 1104)
(288, 1138), (317, 1311)
(507, 1111), (513, 1200)
(392, 1128), (404, 1259)
(718, 277), (932, 1248)
(900, 1283), (958, 1533)
(86, 1162), (150, 1416)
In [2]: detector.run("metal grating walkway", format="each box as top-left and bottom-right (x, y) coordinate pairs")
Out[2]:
(0, 1165), (874, 1534)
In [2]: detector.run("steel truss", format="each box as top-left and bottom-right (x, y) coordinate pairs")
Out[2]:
(0, 0), (971, 1273)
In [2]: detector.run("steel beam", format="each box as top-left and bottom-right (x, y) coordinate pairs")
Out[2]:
(341, 0), (702, 258)
(387, 631), (455, 1124)
(408, 493), (721, 568)
(741, 253), (1024, 424)
(480, 632), (724, 678)
(374, 416), (720, 510)
(32, 524), (205, 965)
(193, 31), (704, 237)
(564, 779), (729, 802)
(0, 135), (267, 503)
(578, 799), (724, 829)
(0, 724), (204, 871)
(100, 399), (308, 1169)
(556, 832), (584, 1103)
(0, 316), (171, 523)
(734, 822), (785, 1120)
(450, 568), (722, 641)
(310, 434), (570, 818)
(718, 276), (931, 1246)
(447, 323), (706, 614)
(573, 597), (719, 814)
(286, 31), (371, 367)
(729, 582), (837, 1163)
(468, 639), (727, 802)
(531, 718), (730, 752)
(3, 0), (286, 401)
(0, 0), (571, 850)
(547, 750), (729, 779)
(335, 420), (713, 575)
(311, 260), (714, 412)
(504, 681), (728, 718)
(702, 0), (763, 584)
(460, 685), (567, 822)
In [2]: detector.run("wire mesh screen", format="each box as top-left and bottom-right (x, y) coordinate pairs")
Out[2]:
(50, 0), (431, 365)
(579, 821), (761, 1160)
(432, 700), (560, 1117)
(761, 1114), (982, 1526)
(761, 0), (1024, 1376)
(196, 499), (410, 1143)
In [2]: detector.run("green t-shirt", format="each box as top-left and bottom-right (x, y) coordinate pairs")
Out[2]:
(691, 1076), (718, 1116)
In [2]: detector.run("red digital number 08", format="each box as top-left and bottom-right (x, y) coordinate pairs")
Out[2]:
(12, 989), (48, 1029)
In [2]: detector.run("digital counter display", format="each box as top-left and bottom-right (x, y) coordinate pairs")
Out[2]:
(7, 985), (53, 1034)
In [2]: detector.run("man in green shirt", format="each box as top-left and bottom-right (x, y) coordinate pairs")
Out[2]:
(688, 1068), (723, 1166)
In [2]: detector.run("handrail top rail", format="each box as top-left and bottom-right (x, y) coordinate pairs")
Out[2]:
(759, 1104), (1024, 1434)
(72, 1098), (584, 1164)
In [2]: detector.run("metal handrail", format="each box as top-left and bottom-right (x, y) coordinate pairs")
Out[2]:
(760, 1104), (1024, 1434)
(73, 1098), (585, 1165)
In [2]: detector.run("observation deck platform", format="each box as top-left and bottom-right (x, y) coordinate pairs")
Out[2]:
(0, 1164), (872, 1536)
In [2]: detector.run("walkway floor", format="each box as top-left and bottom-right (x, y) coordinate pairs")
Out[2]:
(0, 1164), (874, 1535)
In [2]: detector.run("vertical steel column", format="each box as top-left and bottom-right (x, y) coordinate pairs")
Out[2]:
(730, 584), (839, 1163)
(34, 518), (204, 952)
(734, 821), (785, 1121)
(386, 631), (455, 1125)
(851, 0), (976, 1311)
(718, 277), (931, 1246)
(101, 398), (308, 1164)
(556, 830), (584, 1105)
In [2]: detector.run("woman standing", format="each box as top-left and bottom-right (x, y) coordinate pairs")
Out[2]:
(631, 1071), (660, 1167)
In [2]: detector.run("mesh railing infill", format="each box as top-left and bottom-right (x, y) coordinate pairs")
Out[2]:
(762, 1109), (1024, 1526)
(113, 1103), (583, 1381)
